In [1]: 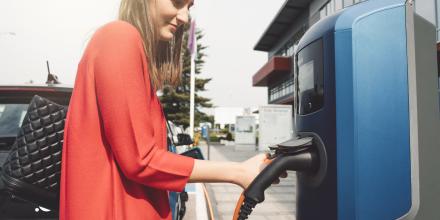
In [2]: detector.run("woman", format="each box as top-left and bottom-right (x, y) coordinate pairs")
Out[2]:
(59, 0), (276, 219)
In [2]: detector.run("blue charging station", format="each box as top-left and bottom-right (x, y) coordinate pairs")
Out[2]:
(294, 0), (440, 219)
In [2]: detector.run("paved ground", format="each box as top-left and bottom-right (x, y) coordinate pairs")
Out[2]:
(184, 194), (197, 219)
(187, 142), (297, 220)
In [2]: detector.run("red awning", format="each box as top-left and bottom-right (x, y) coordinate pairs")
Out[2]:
(252, 56), (291, 87)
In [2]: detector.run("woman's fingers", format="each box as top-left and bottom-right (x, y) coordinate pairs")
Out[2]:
(238, 153), (273, 189)
(272, 171), (289, 185)
(239, 153), (289, 188)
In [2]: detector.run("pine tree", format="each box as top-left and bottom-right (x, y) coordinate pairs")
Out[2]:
(160, 28), (214, 129)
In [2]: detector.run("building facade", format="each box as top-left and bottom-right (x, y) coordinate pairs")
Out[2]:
(253, 0), (440, 105)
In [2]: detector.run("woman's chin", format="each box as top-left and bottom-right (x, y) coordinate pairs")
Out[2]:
(159, 32), (174, 42)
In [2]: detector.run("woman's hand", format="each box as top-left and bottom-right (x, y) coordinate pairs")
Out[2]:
(235, 153), (288, 189)
(188, 153), (287, 189)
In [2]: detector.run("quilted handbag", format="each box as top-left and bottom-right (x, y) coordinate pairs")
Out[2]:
(1, 95), (67, 210)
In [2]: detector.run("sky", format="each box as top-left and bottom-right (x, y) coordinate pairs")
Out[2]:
(0, 0), (286, 109)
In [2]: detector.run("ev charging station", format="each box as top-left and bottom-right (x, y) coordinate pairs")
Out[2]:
(294, 0), (440, 219)
(234, 0), (440, 220)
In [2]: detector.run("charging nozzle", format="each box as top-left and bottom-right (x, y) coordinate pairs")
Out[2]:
(234, 136), (319, 220)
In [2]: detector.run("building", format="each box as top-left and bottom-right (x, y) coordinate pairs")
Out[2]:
(211, 107), (258, 130)
(252, 0), (440, 105)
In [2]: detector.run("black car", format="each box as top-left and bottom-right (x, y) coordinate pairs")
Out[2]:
(0, 84), (72, 219)
(0, 84), (190, 220)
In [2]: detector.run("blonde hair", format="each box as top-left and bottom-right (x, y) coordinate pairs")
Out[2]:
(119, 0), (184, 90)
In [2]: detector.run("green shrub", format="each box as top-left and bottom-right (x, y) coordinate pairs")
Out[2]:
(209, 134), (219, 142)
(226, 132), (233, 141)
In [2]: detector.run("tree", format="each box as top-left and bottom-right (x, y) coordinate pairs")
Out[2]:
(160, 28), (214, 129)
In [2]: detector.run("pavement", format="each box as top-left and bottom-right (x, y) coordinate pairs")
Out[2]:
(184, 142), (297, 220)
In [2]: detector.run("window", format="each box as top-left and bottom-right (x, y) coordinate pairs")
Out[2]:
(329, 0), (335, 14)
(343, 0), (353, 7)
(269, 78), (294, 102)
(324, 3), (328, 16)
(0, 104), (28, 137)
(320, 7), (326, 18)
(276, 40), (295, 57)
(320, 0), (346, 20)
(437, 0), (440, 41)
(335, 0), (343, 10)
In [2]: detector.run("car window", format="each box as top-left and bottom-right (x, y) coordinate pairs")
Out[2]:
(0, 104), (28, 137)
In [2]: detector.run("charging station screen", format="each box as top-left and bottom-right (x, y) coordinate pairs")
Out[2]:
(296, 39), (324, 115)
(299, 61), (315, 92)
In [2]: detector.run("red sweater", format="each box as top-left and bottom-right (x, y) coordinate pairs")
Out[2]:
(59, 21), (195, 220)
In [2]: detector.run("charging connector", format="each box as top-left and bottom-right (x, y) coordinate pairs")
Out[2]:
(233, 136), (320, 220)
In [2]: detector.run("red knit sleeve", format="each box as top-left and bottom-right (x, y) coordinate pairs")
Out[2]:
(91, 21), (194, 192)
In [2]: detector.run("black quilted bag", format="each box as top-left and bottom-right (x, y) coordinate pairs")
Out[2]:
(1, 95), (67, 210)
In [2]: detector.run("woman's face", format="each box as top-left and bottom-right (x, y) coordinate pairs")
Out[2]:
(155, 0), (194, 41)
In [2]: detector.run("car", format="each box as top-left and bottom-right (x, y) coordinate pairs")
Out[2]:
(167, 120), (191, 154)
(166, 120), (192, 220)
(0, 83), (188, 220)
(0, 84), (71, 219)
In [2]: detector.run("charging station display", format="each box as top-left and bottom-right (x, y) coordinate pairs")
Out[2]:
(296, 39), (324, 115)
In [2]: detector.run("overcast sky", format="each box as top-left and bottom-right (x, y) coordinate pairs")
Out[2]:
(0, 0), (286, 108)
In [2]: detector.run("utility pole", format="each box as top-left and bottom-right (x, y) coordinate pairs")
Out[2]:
(187, 18), (197, 139)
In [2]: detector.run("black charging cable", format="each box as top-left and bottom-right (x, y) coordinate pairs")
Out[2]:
(233, 137), (319, 220)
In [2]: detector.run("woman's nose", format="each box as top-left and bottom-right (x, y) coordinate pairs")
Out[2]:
(176, 7), (189, 26)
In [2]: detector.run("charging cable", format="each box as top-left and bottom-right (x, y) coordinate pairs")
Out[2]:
(232, 137), (319, 220)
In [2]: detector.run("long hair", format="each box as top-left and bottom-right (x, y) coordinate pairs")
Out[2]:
(119, 0), (184, 90)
